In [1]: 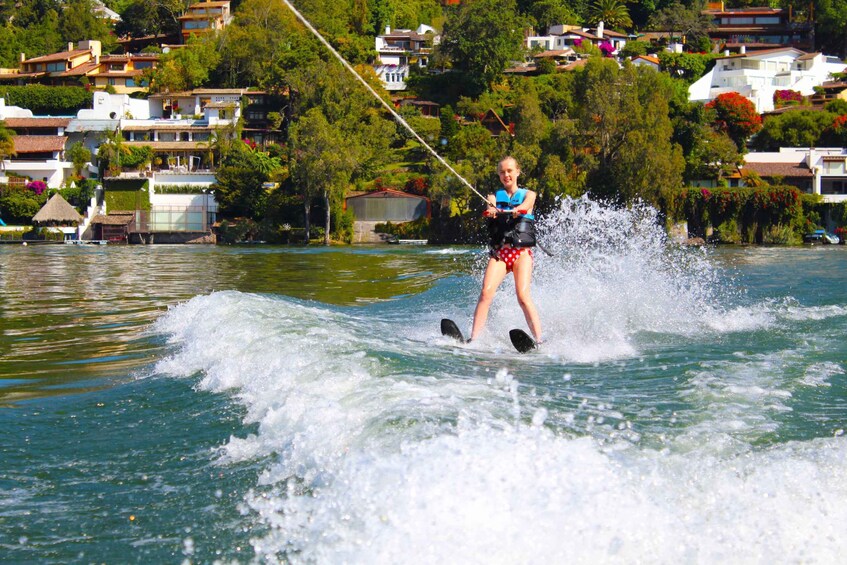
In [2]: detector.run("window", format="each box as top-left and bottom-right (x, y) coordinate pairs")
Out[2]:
(135, 61), (153, 69)
(823, 160), (846, 175)
(126, 79), (136, 87)
(46, 62), (65, 72)
(110, 63), (125, 71)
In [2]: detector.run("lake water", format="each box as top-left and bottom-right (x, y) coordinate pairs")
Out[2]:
(2, 199), (846, 563)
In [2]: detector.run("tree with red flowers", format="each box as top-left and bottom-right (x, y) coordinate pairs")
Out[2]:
(706, 92), (762, 149)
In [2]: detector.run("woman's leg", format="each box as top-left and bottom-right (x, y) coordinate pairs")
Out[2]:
(470, 258), (508, 341)
(512, 251), (542, 341)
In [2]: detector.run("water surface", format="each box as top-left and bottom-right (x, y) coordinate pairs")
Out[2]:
(2, 202), (846, 563)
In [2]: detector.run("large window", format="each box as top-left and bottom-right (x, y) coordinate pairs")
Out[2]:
(823, 160), (846, 175)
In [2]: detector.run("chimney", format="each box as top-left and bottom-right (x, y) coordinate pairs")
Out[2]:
(596, 21), (604, 39)
(20, 52), (25, 63)
(724, 49), (730, 56)
(68, 42), (74, 52)
(739, 45), (746, 54)
(385, 25), (390, 35)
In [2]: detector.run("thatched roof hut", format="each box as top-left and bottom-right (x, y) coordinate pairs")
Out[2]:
(32, 193), (83, 226)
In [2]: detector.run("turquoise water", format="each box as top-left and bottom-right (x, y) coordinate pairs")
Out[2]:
(1, 200), (846, 563)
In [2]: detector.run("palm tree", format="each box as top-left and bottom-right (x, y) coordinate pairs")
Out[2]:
(0, 121), (16, 172)
(97, 127), (130, 176)
(589, 0), (632, 30)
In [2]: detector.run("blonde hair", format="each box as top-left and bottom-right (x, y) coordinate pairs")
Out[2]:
(497, 156), (521, 173)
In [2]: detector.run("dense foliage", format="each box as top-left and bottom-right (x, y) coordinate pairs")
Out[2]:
(2, 0), (846, 241)
(0, 86), (92, 114)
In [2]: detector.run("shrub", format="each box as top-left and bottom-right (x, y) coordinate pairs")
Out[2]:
(0, 190), (45, 223)
(26, 180), (47, 195)
(375, 216), (430, 239)
(0, 85), (92, 114)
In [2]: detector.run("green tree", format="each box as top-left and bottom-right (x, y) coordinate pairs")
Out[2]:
(97, 128), (130, 176)
(146, 35), (221, 93)
(58, 0), (115, 49)
(646, 1), (713, 49)
(587, 0), (631, 29)
(117, 0), (184, 39)
(749, 109), (835, 150)
(816, 0), (847, 59)
(212, 144), (271, 219)
(572, 59), (684, 204)
(289, 108), (356, 244)
(0, 121), (16, 171)
(684, 126), (741, 182)
(658, 52), (717, 83)
(436, 0), (525, 95)
(66, 141), (91, 178)
(526, 0), (581, 32)
(216, 0), (309, 88)
(706, 92), (762, 149)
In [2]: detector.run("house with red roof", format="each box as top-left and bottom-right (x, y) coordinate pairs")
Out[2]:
(0, 40), (159, 94)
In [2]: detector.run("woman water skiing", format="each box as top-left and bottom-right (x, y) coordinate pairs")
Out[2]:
(469, 156), (542, 344)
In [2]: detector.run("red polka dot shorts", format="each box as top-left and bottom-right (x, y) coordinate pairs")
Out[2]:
(496, 246), (532, 272)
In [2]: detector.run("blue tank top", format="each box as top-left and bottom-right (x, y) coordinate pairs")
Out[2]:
(495, 189), (535, 220)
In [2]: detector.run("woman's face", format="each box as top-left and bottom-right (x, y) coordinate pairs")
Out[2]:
(498, 158), (520, 190)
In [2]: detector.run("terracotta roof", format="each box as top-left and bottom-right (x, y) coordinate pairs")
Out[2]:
(13, 135), (66, 153)
(3, 118), (72, 128)
(32, 193), (83, 224)
(742, 161), (812, 178)
(562, 59), (589, 71)
(632, 55), (660, 65)
(58, 61), (100, 76)
(25, 49), (91, 64)
(598, 29), (627, 38)
(533, 49), (574, 58)
(566, 30), (600, 40)
(715, 47), (804, 60)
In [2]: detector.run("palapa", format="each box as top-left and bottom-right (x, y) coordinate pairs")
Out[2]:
(32, 193), (83, 225)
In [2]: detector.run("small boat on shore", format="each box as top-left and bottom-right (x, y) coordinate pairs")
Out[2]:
(803, 229), (840, 244)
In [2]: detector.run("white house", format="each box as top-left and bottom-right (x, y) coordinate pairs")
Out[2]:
(374, 24), (438, 91)
(0, 99), (72, 188)
(744, 147), (847, 202)
(527, 22), (627, 56)
(689, 47), (847, 113)
(630, 55), (661, 71)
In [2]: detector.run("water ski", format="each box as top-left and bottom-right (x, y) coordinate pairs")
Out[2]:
(441, 318), (467, 343)
(509, 329), (537, 353)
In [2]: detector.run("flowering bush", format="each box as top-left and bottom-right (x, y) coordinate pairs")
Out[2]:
(773, 90), (804, 107)
(706, 92), (762, 147)
(241, 138), (257, 150)
(26, 180), (47, 195)
(665, 185), (805, 243)
(599, 41), (614, 57)
(404, 176), (428, 195)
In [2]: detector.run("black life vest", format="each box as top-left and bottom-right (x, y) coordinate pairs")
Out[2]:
(488, 188), (536, 250)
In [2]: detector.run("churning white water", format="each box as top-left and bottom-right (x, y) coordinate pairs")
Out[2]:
(154, 198), (847, 563)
